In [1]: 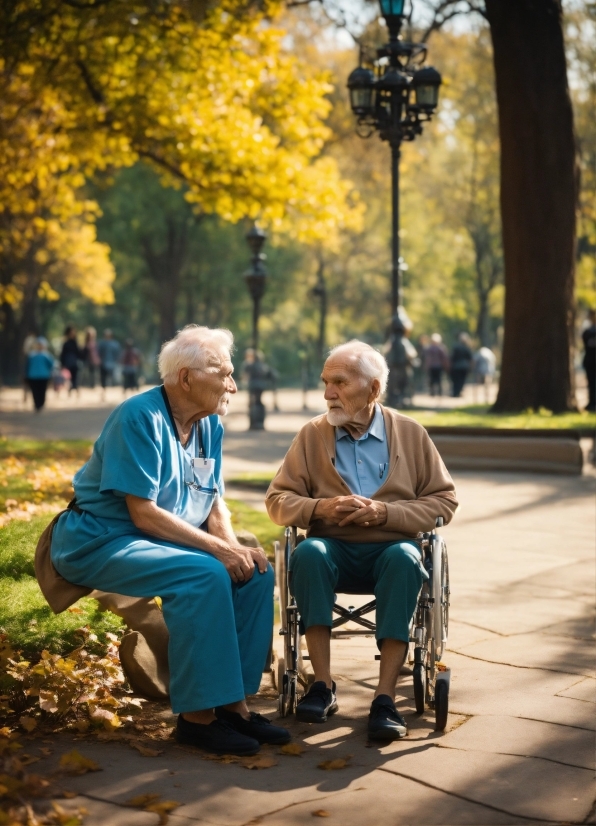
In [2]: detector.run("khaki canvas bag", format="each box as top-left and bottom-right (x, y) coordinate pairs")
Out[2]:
(34, 508), (92, 614)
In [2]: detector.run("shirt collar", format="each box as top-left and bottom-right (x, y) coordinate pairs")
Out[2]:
(336, 404), (385, 442)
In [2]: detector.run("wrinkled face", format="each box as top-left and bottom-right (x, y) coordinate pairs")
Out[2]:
(185, 349), (237, 416)
(321, 353), (377, 427)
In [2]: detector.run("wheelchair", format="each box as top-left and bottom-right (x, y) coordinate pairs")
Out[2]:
(274, 518), (451, 731)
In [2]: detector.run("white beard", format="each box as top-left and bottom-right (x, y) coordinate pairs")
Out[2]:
(326, 407), (350, 427)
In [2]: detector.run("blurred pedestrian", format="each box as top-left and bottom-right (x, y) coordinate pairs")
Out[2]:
(121, 338), (142, 395)
(97, 328), (121, 399)
(384, 311), (418, 408)
(26, 337), (54, 412)
(449, 332), (473, 398)
(474, 346), (497, 403)
(22, 331), (37, 403)
(581, 309), (596, 412)
(60, 325), (82, 395)
(425, 333), (449, 397)
(82, 326), (101, 389)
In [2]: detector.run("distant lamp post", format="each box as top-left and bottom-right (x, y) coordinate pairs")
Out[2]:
(244, 225), (267, 353)
(243, 224), (269, 430)
(347, 0), (441, 405)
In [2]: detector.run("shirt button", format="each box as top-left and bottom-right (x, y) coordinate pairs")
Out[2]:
(358, 460), (362, 464)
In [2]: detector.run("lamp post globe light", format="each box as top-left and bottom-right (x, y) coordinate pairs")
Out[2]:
(347, 0), (441, 406)
(243, 224), (270, 430)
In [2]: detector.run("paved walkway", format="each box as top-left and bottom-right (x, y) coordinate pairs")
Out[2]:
(1, 390), (595, 824)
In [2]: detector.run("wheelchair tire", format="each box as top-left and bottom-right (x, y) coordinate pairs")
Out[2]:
(277, 657), (287, 716)
(413, 663), (426, 714)
(435, 679), (449, 731)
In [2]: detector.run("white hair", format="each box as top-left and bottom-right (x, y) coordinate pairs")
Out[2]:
(326, 340), (389, 394)
(158, 325), (234, 385)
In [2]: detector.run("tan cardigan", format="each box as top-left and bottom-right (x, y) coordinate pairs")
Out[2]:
(265, 407), (458, 542)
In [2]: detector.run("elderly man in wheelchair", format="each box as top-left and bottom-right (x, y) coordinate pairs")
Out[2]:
(266, 341), (457, 741)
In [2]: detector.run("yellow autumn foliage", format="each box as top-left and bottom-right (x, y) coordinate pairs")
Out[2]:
(0, 1), (361, 315)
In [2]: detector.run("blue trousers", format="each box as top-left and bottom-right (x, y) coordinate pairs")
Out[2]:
(289, 538), (427, 644)
(52, 529), (274, 714)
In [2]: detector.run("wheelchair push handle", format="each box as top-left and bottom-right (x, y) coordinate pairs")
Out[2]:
(435, 516), (444, 528)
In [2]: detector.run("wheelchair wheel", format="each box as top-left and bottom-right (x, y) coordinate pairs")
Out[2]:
(435, 678), (449, 731)
(413, 663), (426, 714)
(277, 656), (287, 715)
(432, 537), (449, 662)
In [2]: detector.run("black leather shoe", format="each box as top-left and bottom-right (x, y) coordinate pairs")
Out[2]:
(295, 681), (338, 723)
(215, 708), (291, 745)
(176, 715), (260, 755)
(367, 694), (407, 741)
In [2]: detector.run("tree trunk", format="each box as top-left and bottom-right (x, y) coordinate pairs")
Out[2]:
(486, 0), (578, 412)
(142, 217), (188, 344)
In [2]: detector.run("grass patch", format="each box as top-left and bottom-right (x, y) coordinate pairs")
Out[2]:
(228, 498), (284, 552)
(404, 406), (596, 431)
(0, 439), (283, 657)
(227, 472), (275, 490)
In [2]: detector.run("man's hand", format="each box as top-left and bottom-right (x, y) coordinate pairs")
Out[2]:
(335, 496), (388, 528)
(313, 495), (386, 527)
(218, 543), (268, 583)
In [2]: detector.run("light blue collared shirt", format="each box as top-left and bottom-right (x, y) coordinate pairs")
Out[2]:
(335, 404), (390, 498)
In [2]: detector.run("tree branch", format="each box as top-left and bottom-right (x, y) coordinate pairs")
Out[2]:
(76, 60), (104, 104)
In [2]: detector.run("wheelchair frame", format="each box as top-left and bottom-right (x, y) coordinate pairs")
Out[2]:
(274, 520), (451, 731)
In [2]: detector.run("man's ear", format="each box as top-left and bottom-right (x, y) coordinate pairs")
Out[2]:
(369, 379), (381, 403)
(178, 367), (192, 391)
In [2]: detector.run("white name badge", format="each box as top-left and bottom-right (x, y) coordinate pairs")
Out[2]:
(191, 457), (215, 486)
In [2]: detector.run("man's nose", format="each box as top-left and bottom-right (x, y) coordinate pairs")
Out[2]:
(227, 377), (237, 394)
(324, 385), (338, 400)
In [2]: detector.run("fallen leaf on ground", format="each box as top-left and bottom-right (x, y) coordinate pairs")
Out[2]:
(62, 791), (78, 798)
(73, 720), (90, 733)
(311, 811), (331, 818)
(279, 742), (305, 756)
(317, 756), (352, 771)
(126, 793), (161, 807)
(51, 800), (88, 824)
(16, 753), (41, 766)
(145, 800), (181, 824)
(59, 750), (101, 775)
(39, 748), (52, 757)
(19, 716), (38, 733)
(131, 743), (163, 757)
(240, 754), (278, 770)
(67, 607), (84, 614)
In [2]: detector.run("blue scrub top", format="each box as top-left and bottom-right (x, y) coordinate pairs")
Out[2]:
(60, 386), (224, 538)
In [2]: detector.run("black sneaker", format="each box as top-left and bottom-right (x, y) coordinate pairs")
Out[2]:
(215, 708), (291, 745)
(176, 714), (260, 755)
(295, 681), (338, 724)
(367, 694), (407, 741)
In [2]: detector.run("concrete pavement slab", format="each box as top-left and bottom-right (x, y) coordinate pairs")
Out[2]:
(454, 628), (596, 678)
(438, 714), (595, 770)
(381, 744), (596, 822)
(556, 676), (596, 703)
(34, 733), (527, 826)
(445, 651), (595, 730)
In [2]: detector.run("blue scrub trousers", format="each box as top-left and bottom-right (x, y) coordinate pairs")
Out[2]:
(289, 538), (427, 644)
(52, 531), (274, 714)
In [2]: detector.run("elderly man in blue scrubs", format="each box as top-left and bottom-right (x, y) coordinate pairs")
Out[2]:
(50, 325), (290, 756)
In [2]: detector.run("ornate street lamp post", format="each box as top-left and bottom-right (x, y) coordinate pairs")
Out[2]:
(243, 225), (269, 430)
(244, 225), (268, 353)
(347, 0), (441, 404)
